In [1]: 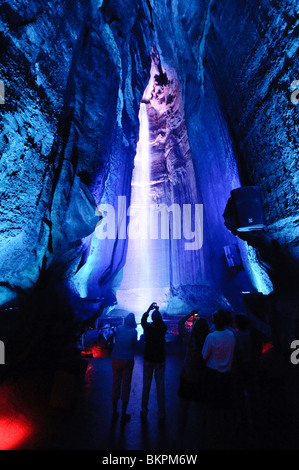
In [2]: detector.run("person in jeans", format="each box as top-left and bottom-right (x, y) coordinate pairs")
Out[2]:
(202, 309), (236, 410)
(112, 312), (137, 424)
(140, 303), (167, 425)
(201, 309), (237, 447)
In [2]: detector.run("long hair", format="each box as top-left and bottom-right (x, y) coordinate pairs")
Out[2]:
(124, 312), (137, 329)
(191, 317), (209, 349)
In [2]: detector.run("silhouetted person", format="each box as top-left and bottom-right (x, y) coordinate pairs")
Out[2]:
(112, 313), (137, 424)
(209, 309), (235, 335)
(233, 313), (262, 425)
(140, 302), (167, 425)
(202, 309), (236, 448)
(177, 310), (210, 445)
(202, 309), (236, 409)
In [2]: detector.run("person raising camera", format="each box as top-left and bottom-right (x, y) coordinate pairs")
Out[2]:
(140, 302), (167, 426)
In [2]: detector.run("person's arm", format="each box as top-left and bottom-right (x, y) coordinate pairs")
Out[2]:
(178, 310), (198, 340)
(132, 330), (138, 348)
(141, 303), (157, 329)
(141, 304), (153, 330)
(202, 334), (211, 361)
(141, 312), (149, 330)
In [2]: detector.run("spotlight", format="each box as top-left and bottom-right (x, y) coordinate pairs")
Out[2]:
(224, 186), (266, 233)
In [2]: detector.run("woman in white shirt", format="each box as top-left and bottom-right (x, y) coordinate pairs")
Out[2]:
(202, 310), (236, 410)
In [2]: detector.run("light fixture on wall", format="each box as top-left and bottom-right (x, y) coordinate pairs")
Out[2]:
(223, 186), (266, 233)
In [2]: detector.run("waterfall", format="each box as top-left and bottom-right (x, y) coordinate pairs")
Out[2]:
(116, 103), (170, 321)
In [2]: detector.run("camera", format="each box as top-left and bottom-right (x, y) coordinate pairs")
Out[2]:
(150, 302), (159, 310)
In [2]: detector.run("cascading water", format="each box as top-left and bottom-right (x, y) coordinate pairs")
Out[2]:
(115, 103), (170, 321)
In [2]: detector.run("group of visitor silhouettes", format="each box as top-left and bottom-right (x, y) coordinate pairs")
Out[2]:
(111, 301), (263, 434)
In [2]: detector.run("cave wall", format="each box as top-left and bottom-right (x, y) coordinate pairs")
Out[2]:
(150, 0), (299, 346)
(0, 0), (298, 348)
(0, 0), (153, 314)
(204, 0), (299, 260)
(145, 52), (204, 288)
(150, 0), (298, 257)
(149, 0), (272, 310)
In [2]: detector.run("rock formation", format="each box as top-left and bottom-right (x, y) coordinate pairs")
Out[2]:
(0, 0), (298, 360)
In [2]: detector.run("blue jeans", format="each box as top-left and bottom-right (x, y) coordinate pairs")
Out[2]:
(112, 358), (134, 405)
(141, 361), (166, 419)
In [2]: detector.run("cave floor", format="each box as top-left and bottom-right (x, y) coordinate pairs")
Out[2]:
(1, 341), (299, 451)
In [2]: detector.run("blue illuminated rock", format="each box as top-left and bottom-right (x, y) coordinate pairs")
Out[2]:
(0, 0), (153, 309)
(0, 0), (298, 344)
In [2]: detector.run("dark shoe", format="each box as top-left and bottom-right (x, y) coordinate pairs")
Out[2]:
(120, 413), (131, 425)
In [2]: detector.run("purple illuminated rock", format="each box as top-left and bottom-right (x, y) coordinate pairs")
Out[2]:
(0, 0), (298, 339)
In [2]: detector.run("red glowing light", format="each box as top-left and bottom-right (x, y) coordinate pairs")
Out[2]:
(262, 342), (274, 354)
(0, 416), (32, 450)
(81, 345), (111, 358)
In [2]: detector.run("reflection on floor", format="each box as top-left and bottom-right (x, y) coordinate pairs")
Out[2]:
(1, 341), (299, 450)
